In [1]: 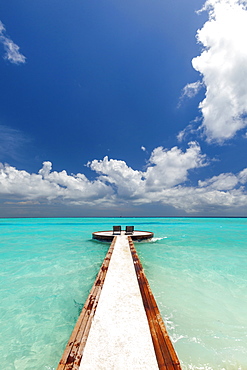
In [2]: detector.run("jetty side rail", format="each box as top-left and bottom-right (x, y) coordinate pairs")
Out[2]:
(57, 237), (117, 370)
(128, 236), (181, 370)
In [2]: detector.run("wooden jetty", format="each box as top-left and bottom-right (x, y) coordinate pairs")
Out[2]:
(57, 231), (181, 370)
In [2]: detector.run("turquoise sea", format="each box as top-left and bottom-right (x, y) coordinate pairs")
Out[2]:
(0, 217), (246, 370)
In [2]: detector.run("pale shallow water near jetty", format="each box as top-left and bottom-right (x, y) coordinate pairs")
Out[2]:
(0, 217), (246, 369)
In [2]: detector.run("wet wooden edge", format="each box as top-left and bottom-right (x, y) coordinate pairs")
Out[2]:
(128, 236), (181, 370)
(57, 237), (117, 370)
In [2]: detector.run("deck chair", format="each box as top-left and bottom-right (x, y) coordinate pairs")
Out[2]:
(113, 225), (121, 235)
(125, 226), (134, 235)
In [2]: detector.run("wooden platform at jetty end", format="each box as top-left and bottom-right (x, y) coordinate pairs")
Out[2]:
(92, 230), (154, 242)
(57, 233), (181, 370)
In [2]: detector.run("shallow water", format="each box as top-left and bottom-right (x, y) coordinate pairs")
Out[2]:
(136, 218), (247, 369)
(0, 217), (246, 369)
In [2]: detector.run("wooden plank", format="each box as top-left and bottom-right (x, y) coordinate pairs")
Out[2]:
(57, 237), (116, 370)
(128, 237), (181, 370)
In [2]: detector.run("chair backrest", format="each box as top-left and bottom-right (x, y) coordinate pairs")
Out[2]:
(125, 226), (134, 234)
(113, 225), (121, 234)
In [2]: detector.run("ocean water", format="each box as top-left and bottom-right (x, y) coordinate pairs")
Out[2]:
(0, 217), (246, 370)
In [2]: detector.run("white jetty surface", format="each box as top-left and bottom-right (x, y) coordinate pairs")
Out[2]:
(79, 235), (159, 369)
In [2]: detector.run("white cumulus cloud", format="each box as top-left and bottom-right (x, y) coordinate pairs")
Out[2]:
(89, 157), (144, 199)
(190, 0), (247, 142)
(145, 141), (207, 190)
(198, 172), (239, 190)
(1, 143), (247, 214)
(0, 21), (26, 64)
(0, 161), (114, 205)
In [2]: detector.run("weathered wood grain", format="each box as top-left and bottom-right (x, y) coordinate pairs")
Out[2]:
(57, 237), (116, 370)
(128, 236), (181, 370)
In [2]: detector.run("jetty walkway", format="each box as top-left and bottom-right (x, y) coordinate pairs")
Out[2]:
(57, 233), (181, 369)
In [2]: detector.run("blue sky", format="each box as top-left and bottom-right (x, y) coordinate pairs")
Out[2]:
(1, 0), (247, 217)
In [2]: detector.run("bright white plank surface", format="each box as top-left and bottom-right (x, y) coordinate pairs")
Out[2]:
(79, 235), (158, 370)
